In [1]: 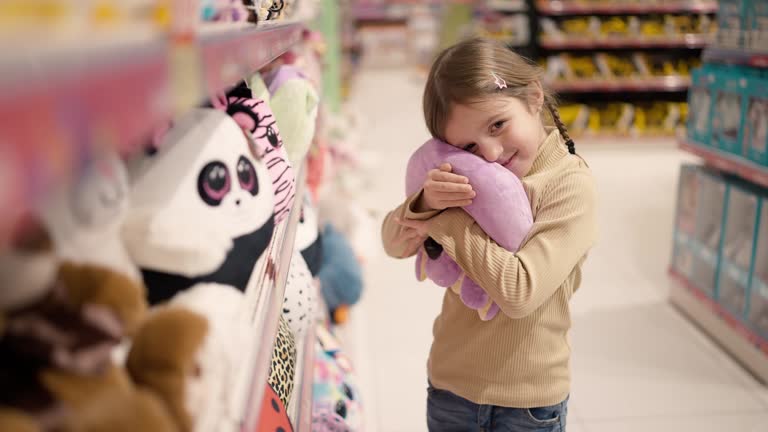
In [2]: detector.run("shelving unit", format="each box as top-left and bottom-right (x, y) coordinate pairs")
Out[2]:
(0, 9), (329, 431)
(0, 20), (304, 246)
(244, 166), (311, 431)
(703, 47), (768, 68)
(669, 0), (768, 385)
(550, 76), (691, 93)
(535, 0), (718, 15)
(540, 34), (711, 49)
(679, 141), (768, 189)
(670, 269), (768, 382)
(529, 0), (716, 139)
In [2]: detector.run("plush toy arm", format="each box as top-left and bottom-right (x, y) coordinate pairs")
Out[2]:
(426, 170), (597, 318)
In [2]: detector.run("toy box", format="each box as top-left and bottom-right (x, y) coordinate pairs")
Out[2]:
(749, 195), (768, 339)
(711, 69), (748, 156)
(672, 165), (700, 279)
(716, 0), (747, 48)
(744, 75), (768, 167)
(746, 0), (768, 51)
(717, 179), (760, 317)
(687, 67), (716, 146)
(690, 168), (728, 298)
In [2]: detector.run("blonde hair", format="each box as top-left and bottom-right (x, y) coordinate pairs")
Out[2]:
(423, 37), (575, 154)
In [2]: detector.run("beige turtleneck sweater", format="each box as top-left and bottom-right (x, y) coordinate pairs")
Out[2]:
(381, 130), (597, 408)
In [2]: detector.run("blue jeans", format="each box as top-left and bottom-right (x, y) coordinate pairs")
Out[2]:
(427, 384), (568, 432)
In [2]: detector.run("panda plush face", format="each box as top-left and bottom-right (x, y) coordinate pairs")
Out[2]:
(125, 109), (276, 304)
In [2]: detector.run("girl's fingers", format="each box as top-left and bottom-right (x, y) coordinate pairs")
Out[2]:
(439, 163), (453, 172)
(429, 190), (476, 201)
(429, 169), (469, 184)
(437, 199), (474, 208)
(427, 180), (473, 194)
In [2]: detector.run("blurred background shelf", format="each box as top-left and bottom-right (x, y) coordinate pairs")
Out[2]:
(536, 0), (719, 16)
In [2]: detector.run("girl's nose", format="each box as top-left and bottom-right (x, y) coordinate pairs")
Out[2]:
(480, 143), (503, 162)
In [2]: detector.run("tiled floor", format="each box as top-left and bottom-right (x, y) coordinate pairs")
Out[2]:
(343, 68), (768, 432)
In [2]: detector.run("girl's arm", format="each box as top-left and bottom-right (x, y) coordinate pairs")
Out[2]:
(380, 191), (440, 258)
(426, 169), (597, 318)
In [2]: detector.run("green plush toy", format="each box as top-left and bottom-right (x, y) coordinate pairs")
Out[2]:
(250, 66), (319, 165)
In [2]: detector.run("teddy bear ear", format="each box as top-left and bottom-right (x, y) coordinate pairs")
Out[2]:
(248, 72), (271, 103)
(122, 207), (232, 278)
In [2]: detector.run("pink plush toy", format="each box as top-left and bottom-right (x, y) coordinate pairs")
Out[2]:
(211, 83), (296, 223)
(406, 138), (533, 320)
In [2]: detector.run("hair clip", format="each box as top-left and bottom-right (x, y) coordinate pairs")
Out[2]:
(491, 72), (507, 90)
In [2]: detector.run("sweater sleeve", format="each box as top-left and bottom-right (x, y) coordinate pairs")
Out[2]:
(380, 190), (441, 259)
(426, 169), (597, 318)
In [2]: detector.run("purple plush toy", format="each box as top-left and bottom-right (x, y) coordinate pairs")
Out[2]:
(406, 138), (533, 320)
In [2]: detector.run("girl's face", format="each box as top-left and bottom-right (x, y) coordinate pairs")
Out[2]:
(444, 95), (547, 178)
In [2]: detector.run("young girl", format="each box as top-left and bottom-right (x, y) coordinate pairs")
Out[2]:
(381, 38), (597, 431)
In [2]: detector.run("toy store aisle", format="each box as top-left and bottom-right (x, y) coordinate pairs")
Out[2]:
(344, 67), (768, 432)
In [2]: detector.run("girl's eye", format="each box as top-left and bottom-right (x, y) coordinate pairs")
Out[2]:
(490, 120), (506, 133)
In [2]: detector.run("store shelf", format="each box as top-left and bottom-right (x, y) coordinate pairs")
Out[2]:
(574, 133), (680, 145)
(352, 4), (410, 22)
(0, 21), (304, 247)
(485, 0), (528, 13)
(242, 164), (307, 432)
(703, 47), (768, 69)
(536, 0), (718, 15)
(669, 270), (768, 383)
(540, 34), (711, 50)
(679, 140), (768, 189)
(289, 323), (318, 430)
(200, 22), (304, 98)
(550, 76), (690, 93)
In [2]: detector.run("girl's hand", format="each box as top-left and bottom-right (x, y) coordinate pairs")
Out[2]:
(393, 217), (429, 257)
(416, 163), (474, 212)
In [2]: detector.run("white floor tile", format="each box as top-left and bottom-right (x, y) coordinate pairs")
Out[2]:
(571, 301), (766, 420)
(584, 413), (768, 432)
(566, 418), (587, 432)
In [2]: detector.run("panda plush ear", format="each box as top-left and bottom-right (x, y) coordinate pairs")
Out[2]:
(39, 150), (140, 282)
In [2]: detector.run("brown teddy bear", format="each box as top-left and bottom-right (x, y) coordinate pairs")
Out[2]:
(0, 220), (177, 432)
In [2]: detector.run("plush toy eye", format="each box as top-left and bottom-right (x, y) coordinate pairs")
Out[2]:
(342, 383), (354, 400)
(423, 237), (443, 260)
(198, 161), (231, 206)
(267, 125), (280, 148)
(236, 156), (259, 196)
(334, 400), (347, 419)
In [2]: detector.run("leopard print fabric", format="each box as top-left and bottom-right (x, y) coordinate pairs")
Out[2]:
(268, 315), (297, 407)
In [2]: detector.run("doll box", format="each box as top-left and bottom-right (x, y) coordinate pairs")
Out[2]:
(744, 76), (768, 167)
(673, 165), (701, 280)
(712, 69), (748, 156)
(691, 168), (728, 298)
(746, 0), (768, 51)
(748, 194), (768, 339)
(717, 178), (761, 317)
(687, 67), (716, 147)
(717, 0), (748, 48)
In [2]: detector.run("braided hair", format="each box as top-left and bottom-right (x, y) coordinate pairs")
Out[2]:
(547, 102), (576, 155)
